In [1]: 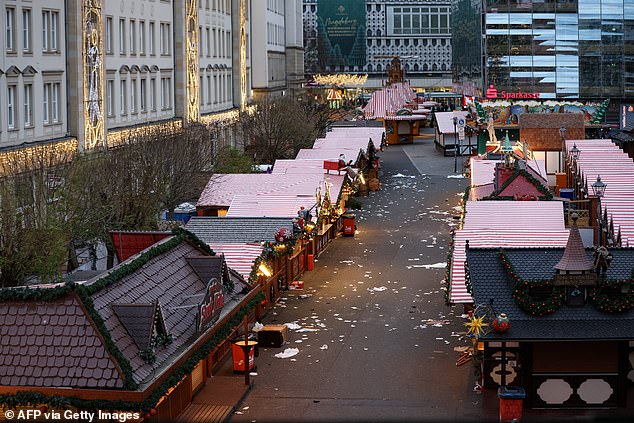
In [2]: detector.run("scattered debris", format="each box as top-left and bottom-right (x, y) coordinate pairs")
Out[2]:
(274, 348), (299, 359)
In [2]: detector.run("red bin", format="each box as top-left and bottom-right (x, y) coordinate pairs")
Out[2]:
(231, 341), (256, 373)
(342, 214), (356, 236)
(307, 254), (314, 270)
(498, 386), (525, 422)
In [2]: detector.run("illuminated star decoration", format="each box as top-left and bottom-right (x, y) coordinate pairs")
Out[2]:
(465, 315), (488, 338)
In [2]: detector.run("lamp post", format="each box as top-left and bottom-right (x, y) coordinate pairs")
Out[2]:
(569, 143), (580, 198)
(559, 127), (567, 171)
(453, 116), (458, 173)
(592, 175), (607, 247)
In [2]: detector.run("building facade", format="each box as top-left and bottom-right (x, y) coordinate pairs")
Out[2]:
(0, 0), (303, 153)
(452, 0), (634, 102)
(303, 0), (452, 90)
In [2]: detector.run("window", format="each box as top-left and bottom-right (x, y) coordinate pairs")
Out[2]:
(161, 76), (171, 110)
(150, 77), (156, 111)
(199, 26), (202, 57)
(139, 21), (145, 54)
(22, 9), (31, 52)
(43, 83), (50, 123)
(51, 83), (59, 123)
(206, 28), (210, 56)
(160, 23), (170, 55)
(106, 80), (114, 116)
(119, 18), (126, 53)
(130, 79), (136, 113)
(120, 80), (127, 114)
(149, 22), (155, 55)
(207, 75), (211, 104)
(7, 85), (16, 129)
(140, 78), (146, 112)
(42, 10), (58, 52)
(23, 84), (32, 127)
(199, 75), (203, 105)
(388, 6), (451, 35)
(43, 83), (61, 123)
(105, 16), (113, 53)
(129, 20), (136, 54)
(6, 8), (15, 51)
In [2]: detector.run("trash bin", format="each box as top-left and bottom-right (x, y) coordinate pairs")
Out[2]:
(231, 340), (257, 373)
(342, 214), (356, 236)
(307, 254), (314, 271)
(498, 386), (525, 422)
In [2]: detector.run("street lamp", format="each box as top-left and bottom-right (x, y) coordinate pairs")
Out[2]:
(559, 127), (567, 170)
(592, 175), (607, 246)
(569, 143), (580, 162)
(453, 116), (458, 173)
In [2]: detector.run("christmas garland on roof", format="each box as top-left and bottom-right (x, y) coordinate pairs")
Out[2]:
(484, 163), (552, 201)
(499, 250), (565, 316)
(0, 292), (264, 413)
(500, 249), (634, 315)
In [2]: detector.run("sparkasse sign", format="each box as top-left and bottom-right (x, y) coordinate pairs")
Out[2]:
(485, 84), (540, 100)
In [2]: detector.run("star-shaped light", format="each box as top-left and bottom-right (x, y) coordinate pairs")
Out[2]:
(465, 315), (488, 338)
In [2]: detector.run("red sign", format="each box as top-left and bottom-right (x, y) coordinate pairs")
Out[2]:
(197, 277), (224, 333)
(485, 84), (540, 100)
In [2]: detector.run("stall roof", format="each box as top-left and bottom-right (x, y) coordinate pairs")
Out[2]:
(566, 138), (634, 245)
(313, 137), (374, 154)
(226, 194), (317, 218)
(469, 247), (634, 340)
(271, 159), (328, 174)
(197, 173), (344, 208)
(295, 148), (363, 163)
(186, 216), (293, 244)
(450, 200), (568, 304)
(434, 111), (469, 134)
(208, 243), (264, 280)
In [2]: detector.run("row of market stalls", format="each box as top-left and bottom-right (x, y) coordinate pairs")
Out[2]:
(189, 125), (383, 314)
(363, 82), (430, 145)
(0, 126), (384, 420)
(450, 133), (634, 410)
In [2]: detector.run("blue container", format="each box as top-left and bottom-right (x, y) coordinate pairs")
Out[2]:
(498, 386), (526, 399)
(559, 188), (575, 201)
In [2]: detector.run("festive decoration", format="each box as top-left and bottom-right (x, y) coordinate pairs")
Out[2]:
(482, 161), (552, 201)
(465, 314), (488, 338)
(589, 280), (634, 313)
(313, 74), (368, 87)
(275, 227), (292, 243)
(499, 250), (565, 316)
(0, 292), (264, 412)
(492, 313), (510, 333)
(590, 99), (610, 124)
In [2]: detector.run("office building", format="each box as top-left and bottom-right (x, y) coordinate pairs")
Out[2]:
(303, 0), (453, 90)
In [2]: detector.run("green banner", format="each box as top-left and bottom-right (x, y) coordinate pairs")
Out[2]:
(317, 0), (366, 68)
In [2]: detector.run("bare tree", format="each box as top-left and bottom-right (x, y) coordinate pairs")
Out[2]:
(241, 96), (326, 163)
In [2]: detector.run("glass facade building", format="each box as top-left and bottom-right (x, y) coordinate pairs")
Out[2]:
(452, 0), (634, 100)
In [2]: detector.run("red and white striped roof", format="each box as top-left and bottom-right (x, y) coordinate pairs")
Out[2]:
(566, 138), (634, 245)
(226, 194), (317, 218)
(296, 148), (362, 162)
(450, 230), (571, 303)
(271, 159), (328, 174)
(363, 82), (417, 119)
(197, 173), (345, 207)
(450, 201), (568, 303)
(313, 137), (373, 154)
(210, 243), (263, 279)
(469, 158), (547, 200)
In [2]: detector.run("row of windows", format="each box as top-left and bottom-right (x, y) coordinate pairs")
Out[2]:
(5, 82), (61, 130)
(199, 0), (231, 14)
(267, 22), (285, 46)
(389, 6), (451, 35)
(197, 26), (234, 59)
(105, 76), (172, 117)
(105, 17), (171, 56)
(198, 73), (233, 106)
(267, 0), (285, 15)
(5, 7), (59, 54)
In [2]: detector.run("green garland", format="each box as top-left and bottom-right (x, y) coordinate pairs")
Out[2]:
(499, 250), (565, 316)
(0, 292), (264, 413)
(484, 162), (552, 201)
(589, 280), (634, 313)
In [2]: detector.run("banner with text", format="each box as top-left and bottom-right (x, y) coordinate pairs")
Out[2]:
(317, 0), (366, 69)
